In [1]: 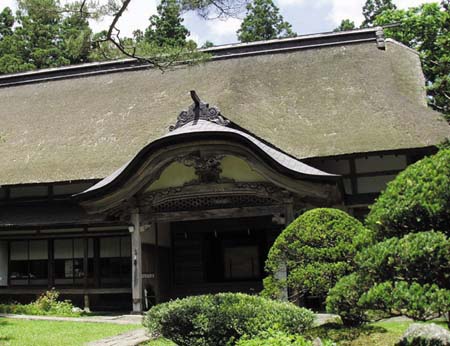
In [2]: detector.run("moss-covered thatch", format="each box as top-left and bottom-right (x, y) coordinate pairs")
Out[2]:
(0, 39), (449, 185)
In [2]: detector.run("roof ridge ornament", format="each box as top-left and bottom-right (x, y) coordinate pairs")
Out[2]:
(169, 90), (230, 131)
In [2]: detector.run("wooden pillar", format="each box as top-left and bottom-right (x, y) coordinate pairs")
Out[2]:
(154, 222), (160, 304)
(83, 234), (90, 312)
(48, 239), (54, 289)
(131, 211), (143, 313)
(277, 199), (294, 301)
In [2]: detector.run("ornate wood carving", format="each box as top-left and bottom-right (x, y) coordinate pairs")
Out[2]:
(176, 153), (226, 184)
(139, 182), (287, 213)
(169, 91), (230, 131)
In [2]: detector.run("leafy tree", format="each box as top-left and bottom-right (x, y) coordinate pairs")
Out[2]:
(366, 149), (450, 240)
(263, 208), (372, 303)
(374, 2), (450, 121)
(237, 0), (295, 43)
(334, 19), (356, 32)
(144, 0), (190, 47)
(361, 0), (396, 27)
(0, 7), (14, 39)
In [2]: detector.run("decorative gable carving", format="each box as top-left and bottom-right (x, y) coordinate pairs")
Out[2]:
(169, 90), (230, 131)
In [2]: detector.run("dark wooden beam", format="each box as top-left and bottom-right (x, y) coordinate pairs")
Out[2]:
(0, 287), (131, 295)
(150, 205), (285, 223)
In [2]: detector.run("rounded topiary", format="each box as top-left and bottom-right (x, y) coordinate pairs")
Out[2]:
(366, 149), (450, 239)
(263, 208), (372, 302)
(144, 293), (314, 346)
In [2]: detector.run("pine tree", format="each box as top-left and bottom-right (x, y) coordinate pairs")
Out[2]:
(361, 0), (396, 27)
(334, 19), (356, 32)
(144, 0), (190, 47)
(14, 0), (68, 69)
(59, 12), (92, 64)
(237, 0), (295, 43)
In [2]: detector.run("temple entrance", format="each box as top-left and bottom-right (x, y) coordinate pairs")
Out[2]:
(76, 93), (342, 312)
(169, 216), (282, 299)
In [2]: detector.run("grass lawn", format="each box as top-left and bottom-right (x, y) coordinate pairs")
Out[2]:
(306, 320), (449, 346)
(0, 318), (141, 346)
(146, 321), (449, 346)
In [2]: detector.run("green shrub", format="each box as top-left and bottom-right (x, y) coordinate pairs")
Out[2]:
(359, 281), (450, 321)
(327, 232), (450, 325)
(236, 330), (312, 346)
(325, 273), (367, 326)
(355, 231), (450, 289)
(144, 293), (315, 346)
(264, 208), (372, 301)
(0, 290), (82, 317)
(366, 149), (450, 239)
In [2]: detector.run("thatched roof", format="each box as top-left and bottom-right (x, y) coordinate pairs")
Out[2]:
(1, 28), (449, 185)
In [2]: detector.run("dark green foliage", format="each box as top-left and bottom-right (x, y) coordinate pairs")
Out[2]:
(359, 281), (450, 321)
(144, 293), (314, 346)
(0, 0), (93, 74)
(327, 231), (450, 325)
(334, 19), (356, 32)
(0, 7), (14, 38)
(374, 2), (450, 121)
(361, 0), (396, 27)
(264, 208), (372, 302)
(356, 231), (450, 289)
(326, 273), (367, 326)
(201, 40), (214, 48)
(145, 0), (190, 47)
(236, 329), (335, 346)
(366, 149), (450, 239)
(237, 0), (295, 43)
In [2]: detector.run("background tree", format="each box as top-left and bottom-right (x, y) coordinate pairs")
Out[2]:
(237, 0), (295, 43)
(0, 0), (94, 73)
(333, 19), (356, 32)
(201, 40), (214, 48)
(144, 0), (190, 47)
(0, 7), (14, 38)
(361, 0), (396, 27)
(263, 208), (371, 304)
(374, 2), (450, 121)
(59, 11), (92, 64)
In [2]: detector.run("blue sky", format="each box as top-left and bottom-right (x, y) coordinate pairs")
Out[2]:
(0, 0), (437, 46)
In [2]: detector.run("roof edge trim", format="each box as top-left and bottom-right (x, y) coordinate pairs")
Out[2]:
(0, 28), (381, 88)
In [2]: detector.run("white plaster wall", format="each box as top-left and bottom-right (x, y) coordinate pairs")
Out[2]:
(355, 155), (407, 173)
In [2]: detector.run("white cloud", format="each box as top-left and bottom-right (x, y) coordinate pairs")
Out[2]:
(90, 0), (158, 37)
(326, 0), (365, 27)
(326, 0), (439, 28)
(205, 17), (242, 38)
